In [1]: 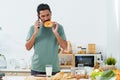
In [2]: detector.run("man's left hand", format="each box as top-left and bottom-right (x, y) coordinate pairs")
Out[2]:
(52, 22), (58, 34)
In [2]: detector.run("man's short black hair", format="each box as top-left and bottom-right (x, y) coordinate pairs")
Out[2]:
(37, 3), (51, 14)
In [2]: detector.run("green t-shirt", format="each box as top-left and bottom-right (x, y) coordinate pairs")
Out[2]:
(26, 24), (66, 72)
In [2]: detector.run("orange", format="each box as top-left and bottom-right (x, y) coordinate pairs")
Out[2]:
(44, 21), (53, 28)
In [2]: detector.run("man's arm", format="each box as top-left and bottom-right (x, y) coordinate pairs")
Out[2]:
(54, 32), (67, 50)
(25, 20), (39, 50)
(25, 32), (37, 50)
(52, 22), (67, 50)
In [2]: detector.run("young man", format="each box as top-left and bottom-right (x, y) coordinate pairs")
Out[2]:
(25, 3), (67, 75)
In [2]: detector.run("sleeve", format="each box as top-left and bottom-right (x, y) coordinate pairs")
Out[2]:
(26, 25), (34, 41)
(58, 24), (67, 40)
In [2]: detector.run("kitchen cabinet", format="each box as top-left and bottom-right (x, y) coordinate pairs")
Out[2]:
(59, 54), (75, 68)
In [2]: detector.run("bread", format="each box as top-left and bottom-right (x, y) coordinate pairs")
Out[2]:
(25, 76), (46, 80)
(51, 72), (64, 80)
(51, 72), (74, 80)
(44, 21), (53, 28)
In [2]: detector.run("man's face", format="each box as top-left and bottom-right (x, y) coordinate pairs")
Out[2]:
(38, 10), (51, 23)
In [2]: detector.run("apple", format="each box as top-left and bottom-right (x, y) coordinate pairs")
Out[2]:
(90, 69), (103, 79)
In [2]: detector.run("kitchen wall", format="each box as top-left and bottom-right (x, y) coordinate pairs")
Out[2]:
(106, 0), (120, 69)
(0, 0), (120, 69)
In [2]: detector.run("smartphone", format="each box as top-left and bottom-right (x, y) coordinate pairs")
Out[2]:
(38, 16), (40, 29)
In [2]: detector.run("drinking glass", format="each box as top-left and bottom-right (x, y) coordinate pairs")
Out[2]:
(45, 64), (52, 77)
(77, 63), (86, 75)
(71, 67), (76, 75)
(78, 63), (84, 69)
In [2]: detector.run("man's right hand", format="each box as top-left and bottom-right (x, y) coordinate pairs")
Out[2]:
(25, 20), (40, 50)
(34, 20), (40, 35)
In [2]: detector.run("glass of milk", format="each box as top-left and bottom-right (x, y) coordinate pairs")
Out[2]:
(45, 64), (52, 77)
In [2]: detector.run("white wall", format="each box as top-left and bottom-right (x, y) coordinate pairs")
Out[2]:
(0, 0), (119, 68)
(106, 0), (120, 69)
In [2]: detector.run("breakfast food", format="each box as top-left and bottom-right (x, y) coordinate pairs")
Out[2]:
(44, 21), (53, 28)
(113, 70), (120, 80)
(25, 76), (46, 80)
(51, 72), (74, 80)
(75, 74), (88, 79)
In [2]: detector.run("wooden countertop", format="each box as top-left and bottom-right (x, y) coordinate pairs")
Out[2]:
(3, 76), (90, 80)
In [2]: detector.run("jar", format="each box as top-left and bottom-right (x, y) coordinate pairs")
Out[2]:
(77, 46), (82, 54)
(81, 48), (86, 54)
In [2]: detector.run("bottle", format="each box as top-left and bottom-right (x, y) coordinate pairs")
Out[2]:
(0, 54), (7, 69)
(19, 59), (26, 69)
(94, 61), (99, 69)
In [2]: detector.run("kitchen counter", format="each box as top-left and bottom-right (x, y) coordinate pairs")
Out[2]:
(0, 67), (94, 76)
(3, 76), (27, 80)
(0, 68), (117, 80)
(0, 68), (31, 76)
(2, 75), (90, 80)
(2, 76), (116, 80)
(0, 68), (71, 76)
(0, 68), (71, 73)
(0, 68), (30, 72)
